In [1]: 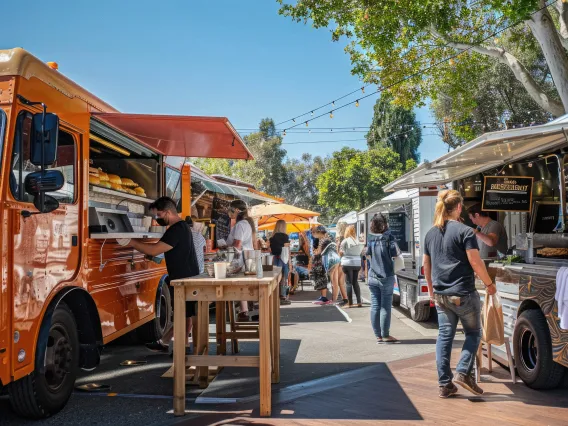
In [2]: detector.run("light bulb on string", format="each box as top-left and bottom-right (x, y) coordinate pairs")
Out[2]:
(292, 118), (296, 123)
(355, 100), (360, 107)
(332, 101), (335, 107)
(305, 121), (309, 127)
(330, 111), (334, 119)
(361, 86), (365, 94)
(311, 111), (314, 116)
(283, 130), (286, 136)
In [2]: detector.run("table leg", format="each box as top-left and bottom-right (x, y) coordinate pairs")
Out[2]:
(259, 286), (272, 417)
(228, 302), (239, 354)
(271, 281), (280, 384)
(173, 286), (186, 416)
(216, 302), (222, 355)
(220, 301), (227, 355)
(197, 301), (210, 388)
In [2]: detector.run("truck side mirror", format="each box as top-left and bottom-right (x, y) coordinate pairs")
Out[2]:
(30, 113), (59, 166)
(24, 170), (64, 214)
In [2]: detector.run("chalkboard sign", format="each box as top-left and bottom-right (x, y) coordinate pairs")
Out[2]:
(211, 197), (232, 248)
(482, 176), (533, 212)
(532, 202), (561, 233)
(387, 212), (408, 252)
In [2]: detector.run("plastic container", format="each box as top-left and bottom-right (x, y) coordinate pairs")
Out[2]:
(214, 262), (227, 279)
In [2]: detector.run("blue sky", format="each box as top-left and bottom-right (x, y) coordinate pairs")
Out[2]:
(1, 0), (448, 161)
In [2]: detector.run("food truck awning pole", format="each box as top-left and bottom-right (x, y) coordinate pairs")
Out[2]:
(385, 119), (568, 192)
(91, 113), (253, 160)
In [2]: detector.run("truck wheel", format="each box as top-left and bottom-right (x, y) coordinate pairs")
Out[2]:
(137, 284), (172, 343)
(8, 302), (79, 419)
(513, 309), (565, 389)
(410, 302), (430, 322)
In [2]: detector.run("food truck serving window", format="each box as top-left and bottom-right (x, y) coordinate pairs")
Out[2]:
(10, 111), (76, 204)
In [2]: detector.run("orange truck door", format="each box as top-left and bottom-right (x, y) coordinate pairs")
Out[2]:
(8, 111), (81, 376)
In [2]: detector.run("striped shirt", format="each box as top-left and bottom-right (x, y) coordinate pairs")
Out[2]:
(191, 229), (206, 274)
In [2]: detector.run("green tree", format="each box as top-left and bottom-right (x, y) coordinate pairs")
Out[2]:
(284, 153), (329, 212)
(278, 0), (568, 116)
(367, 94), (422, 164)
(316, 147), (405, 213)
(192, 119), (288, 196)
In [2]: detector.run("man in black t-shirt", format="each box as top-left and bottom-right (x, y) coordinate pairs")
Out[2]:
(127, 197), (200, 352)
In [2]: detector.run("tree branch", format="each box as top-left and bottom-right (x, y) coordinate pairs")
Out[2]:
(430, 26), (565, 116)
(551, 0), (568, 50)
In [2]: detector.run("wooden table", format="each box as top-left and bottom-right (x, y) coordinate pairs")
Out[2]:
(170, 268), (282, 417)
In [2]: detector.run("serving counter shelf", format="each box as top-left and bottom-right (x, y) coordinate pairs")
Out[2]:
(89, 232), (163, 240)
(89, 185), (151, 203)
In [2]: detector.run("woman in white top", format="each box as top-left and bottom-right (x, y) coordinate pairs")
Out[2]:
(226, 199), (256, 320)
(340, 225), (364, 307)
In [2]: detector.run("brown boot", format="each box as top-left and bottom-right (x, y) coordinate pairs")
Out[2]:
(439, 382), (458, 398)
(454, 373), (483, 395)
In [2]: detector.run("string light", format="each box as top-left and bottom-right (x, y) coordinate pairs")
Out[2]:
(332, 101), (335, 107)
(292, 118), (295, 123)
(283, 130), (286, 136)
(330, 111), (334, 119)
(361, 87), (365, 94)
(355, 100), (360, 107)
(311, 111), (314, 116)
(305, 121), (309, 127)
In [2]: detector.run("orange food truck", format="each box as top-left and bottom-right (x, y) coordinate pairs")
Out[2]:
(0, 48), (252, 418)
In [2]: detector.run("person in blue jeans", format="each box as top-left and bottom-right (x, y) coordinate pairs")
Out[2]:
(366, 214), (399, 344)
(423, 190), (497, 398)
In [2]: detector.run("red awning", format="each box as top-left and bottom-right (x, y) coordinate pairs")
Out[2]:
(91, 113), (253, 160)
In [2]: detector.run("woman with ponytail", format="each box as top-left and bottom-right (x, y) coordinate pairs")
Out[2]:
(227, 199), (256, 320)
(423, 190), (496, 398)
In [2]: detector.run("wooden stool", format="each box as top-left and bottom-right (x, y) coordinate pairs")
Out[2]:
(218, 302), (260, 355)
(476, 337), (516, 384)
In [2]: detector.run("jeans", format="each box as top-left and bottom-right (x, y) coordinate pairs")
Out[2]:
(273, 256), (290, 298)
(342, 265), (362, 304)
(368, 276), (395, 338)
(435, 291), (482, 386)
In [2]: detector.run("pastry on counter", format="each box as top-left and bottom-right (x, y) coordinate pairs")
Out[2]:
(89, 175), (101, 185)
(126, 188), (137, 195)
(99, 171), (109, 182)
(134, 187), (147, 197)
(99, 181), (112, 189)
(108, 174), (122, 185)
(110, 182), (126, 192)
(89, 167), (99, 177)
(121, 178), (138, 188)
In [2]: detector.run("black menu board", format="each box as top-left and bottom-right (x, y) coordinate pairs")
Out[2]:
(387, 212), (408, 252)
(482, 176), (533, 212)
(532, 203), (561, 233)
(211, 197), (231, 248)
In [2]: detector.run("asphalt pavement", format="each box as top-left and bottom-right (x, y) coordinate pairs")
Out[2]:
(0, 281), (441, 425)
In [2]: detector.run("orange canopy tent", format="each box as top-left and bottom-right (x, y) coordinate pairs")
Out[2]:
(251, 204), (320, 232)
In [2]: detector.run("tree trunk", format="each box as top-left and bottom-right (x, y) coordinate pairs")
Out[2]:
(526, 2), (568, 113)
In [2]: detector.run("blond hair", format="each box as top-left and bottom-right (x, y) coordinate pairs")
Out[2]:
(274, 219), (287, 234)
(344, 224), (356, 240)
(336, 222), (347, 240)
(434, 190), (463, 229)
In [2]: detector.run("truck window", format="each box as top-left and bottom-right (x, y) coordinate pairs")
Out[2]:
(10, 111), (77, 204)
(165, 166), (181, 205)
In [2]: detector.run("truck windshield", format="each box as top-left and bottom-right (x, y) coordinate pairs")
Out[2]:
(0, 109), (6, 171)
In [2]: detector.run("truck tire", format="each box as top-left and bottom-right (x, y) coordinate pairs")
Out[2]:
(137, 284), (172, 343)
(410, 302), (430, 322)
(8, 302), (79, 419)
(513, 309), (565, 389)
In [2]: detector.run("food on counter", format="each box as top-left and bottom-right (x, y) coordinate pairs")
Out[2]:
(121, 178), (138, 188)
(110, 182), (126, 192)
(99, 181), (112, 189)
(126, 188), (137, 195)
(134, 187), (146, 197)
(89, 167), (99, 177)
(537, 248), (568, 257)
(89, 175), (101, 185)
(108, 174), (122, 185)
(99, 171), (109, 182)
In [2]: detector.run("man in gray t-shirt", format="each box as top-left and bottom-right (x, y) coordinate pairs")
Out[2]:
(467, 204), (508, 258)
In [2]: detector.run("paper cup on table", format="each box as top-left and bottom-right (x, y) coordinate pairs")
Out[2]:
(214, 262), (228, 279)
